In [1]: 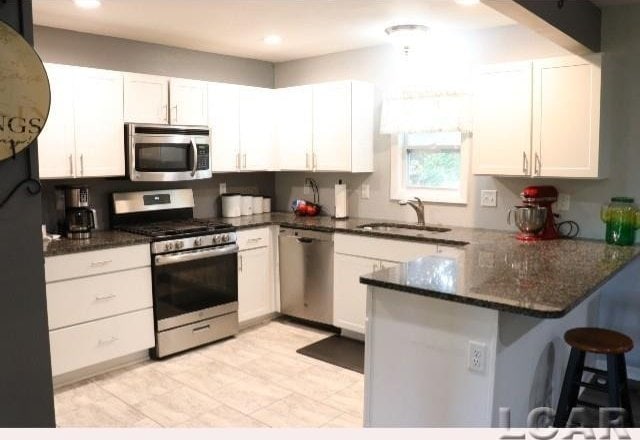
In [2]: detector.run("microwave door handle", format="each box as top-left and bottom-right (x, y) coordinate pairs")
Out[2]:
(190, 137), (198, 177)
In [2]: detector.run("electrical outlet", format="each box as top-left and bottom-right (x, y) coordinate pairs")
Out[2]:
(361, 184), (370, 199)
(480, 190), (497, 207)
(303, 182), (310, 195)
(557, 193), (570, 212)
(219, 182), (227, 194)
(468, 341), (487, 373)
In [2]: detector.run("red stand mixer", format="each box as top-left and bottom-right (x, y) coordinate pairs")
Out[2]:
(508, 185), (559, 241)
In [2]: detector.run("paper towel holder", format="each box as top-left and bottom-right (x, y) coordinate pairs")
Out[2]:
(333, 179), (349, 220)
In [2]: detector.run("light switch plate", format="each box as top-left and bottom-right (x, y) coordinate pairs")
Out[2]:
(219, 182), (227, 194)
(361, 184), (370, 199)
(480, 190), (497, 207)
(303, 182), (310, 195)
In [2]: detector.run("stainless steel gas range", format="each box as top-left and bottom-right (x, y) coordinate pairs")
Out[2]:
(111, 189), (238, 358)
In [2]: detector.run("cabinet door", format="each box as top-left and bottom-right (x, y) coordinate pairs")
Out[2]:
(333, 253), (379, 334)
(239, 86), (275, 171)
(208, 82), (240, 172)
(238, 246), (273, 323)
(472, 62), (533, 176)
(123, 73), (169, 124)
(169, 78), (208, 126)
(276, 86), (312, 171)
(312, 81), (351, 171)
(533, 55), (602, 178)
(73, 67), (125, 177)
(38, 63), (76, 179)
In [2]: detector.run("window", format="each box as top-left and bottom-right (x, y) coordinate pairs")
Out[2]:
(390, 131), (469, 204)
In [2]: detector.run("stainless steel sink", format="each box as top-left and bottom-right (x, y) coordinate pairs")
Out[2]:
(357, 223), (451, 234)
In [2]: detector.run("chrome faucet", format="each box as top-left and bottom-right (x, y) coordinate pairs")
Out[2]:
(399, 197), (425, 225)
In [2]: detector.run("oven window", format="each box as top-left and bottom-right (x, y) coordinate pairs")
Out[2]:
(135, 143), (192, 172)
(153, 251), (238, 321)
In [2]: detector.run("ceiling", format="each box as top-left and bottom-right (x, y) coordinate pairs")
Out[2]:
(32, 0), (514, 63)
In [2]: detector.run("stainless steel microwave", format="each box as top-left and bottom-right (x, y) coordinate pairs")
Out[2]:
(125, 123), (212, 182)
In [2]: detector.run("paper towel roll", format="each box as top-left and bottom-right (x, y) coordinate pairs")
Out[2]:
(334, 181), (348, 219)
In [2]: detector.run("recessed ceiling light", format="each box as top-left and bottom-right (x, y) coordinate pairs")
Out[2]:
(73, 0), (101, 9)
(454, 0), (480, 5)
(263, 35), (283, 46)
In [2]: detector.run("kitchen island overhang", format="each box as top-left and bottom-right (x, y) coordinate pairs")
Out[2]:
(360, 238), (640, 428)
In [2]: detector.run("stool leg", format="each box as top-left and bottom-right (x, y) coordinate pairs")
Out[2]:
(555, 348), (585, 427)
(606, 354), (624, 427)
(617, 354), (634, 428)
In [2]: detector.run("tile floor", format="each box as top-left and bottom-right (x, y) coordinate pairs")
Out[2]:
(54, 319), (364, 428)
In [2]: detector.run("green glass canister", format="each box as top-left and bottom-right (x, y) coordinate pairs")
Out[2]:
(600, 197), (640, 246)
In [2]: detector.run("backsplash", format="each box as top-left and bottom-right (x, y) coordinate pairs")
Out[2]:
(41, 173), (275, 234)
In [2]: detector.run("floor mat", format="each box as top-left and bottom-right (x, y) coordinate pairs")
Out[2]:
(297, 335), (364, 374)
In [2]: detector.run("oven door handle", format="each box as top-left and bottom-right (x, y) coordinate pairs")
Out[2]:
(190, 137), (198, 177)
(154, 244), (239, 266)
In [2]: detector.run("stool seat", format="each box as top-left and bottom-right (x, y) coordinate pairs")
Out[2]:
(565, 327), (633, 355)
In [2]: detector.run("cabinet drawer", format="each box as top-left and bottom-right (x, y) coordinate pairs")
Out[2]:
(237, 227), (269, 251)
(49, 308), (155, 377)
(45, 244), (150, 282)
(47, 267), (152, 330)
(334, 233), (438, 262)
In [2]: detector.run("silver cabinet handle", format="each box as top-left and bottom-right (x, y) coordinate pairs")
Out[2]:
(247, 237), (262, 243)
(94, 294), (116, 302)
(171, 105), (178, 123)
(236, 152), (240, 170)
(238, 254), (243, 272)
(80, 153), (84, 176)
(190, 137), (198, 177)
(90, 259), (112, 267)
(534, 152), (541, 176)
(522, 152), (528, 175)
(68, 154), (74, 176)
(306, 152), (310, 169)
(313, 153), (317, 170)
(98, 336), (118, 346)
(243, 153), (247, 169)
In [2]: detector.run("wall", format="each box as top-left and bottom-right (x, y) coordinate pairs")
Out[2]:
(33, 27), (276, 231)
(274, 24), (576, 233)
(0, 1), (56, 427)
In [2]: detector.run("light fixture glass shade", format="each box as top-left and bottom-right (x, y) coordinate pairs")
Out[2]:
(385, 24), (429, 55)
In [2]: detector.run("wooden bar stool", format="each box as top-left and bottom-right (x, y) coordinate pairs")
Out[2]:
(554, 327), (634, 427)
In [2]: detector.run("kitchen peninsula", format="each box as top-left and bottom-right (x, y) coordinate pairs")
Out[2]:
(360, 233), (640, 427)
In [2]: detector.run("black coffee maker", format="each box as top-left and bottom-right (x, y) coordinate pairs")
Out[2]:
(65, 187), (96, 239)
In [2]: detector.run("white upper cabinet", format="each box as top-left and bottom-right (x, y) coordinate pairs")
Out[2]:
(472, 62), (533, 176)
(239, 86), (275, 171)
(208, 82), (241, 172)
(312, 81), (374, 172)
(73, 67), (125, 177)
(169, 78), (208, 126)
(532, 54), (603, 178)
(472, 55), (604, 179)
(38, 63), (76, 179)
(123, 73), (169, 124)
(276, 85), (313, 171)
(39, 64), (124, 179)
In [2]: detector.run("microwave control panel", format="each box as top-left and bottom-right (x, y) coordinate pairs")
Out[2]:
(197, 145), (209, 170)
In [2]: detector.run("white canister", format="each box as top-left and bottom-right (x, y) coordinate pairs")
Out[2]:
(252, 196), (264, 214)
(221, 193), (242, 218)
(241, 195), (253, 216)
(262, 196), (272, 213)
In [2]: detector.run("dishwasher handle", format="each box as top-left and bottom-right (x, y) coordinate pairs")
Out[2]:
(296, 237), (314, 244)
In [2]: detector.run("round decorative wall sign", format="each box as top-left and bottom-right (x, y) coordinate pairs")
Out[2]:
(0, 20), (50, 162)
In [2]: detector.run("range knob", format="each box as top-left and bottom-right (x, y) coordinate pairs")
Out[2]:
(193, 237), (202, 247)
(175, 241), (184, 250)
(214, 235), (223, 244)
(164, 242), (174, 252)
(221, 234), (229, 243)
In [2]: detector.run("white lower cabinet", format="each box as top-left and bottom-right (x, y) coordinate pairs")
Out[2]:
(237, 227), (276, 324)
(44, 245), (154, 378)
(333, 234), (456, 335)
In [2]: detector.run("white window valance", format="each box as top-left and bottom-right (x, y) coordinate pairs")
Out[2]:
(380, 87), (473, 135)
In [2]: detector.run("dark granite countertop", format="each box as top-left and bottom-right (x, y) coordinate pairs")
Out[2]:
(43, 231), (151, 257)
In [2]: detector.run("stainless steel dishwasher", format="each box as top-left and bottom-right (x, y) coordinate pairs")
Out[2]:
(279, 228), (334, 325)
